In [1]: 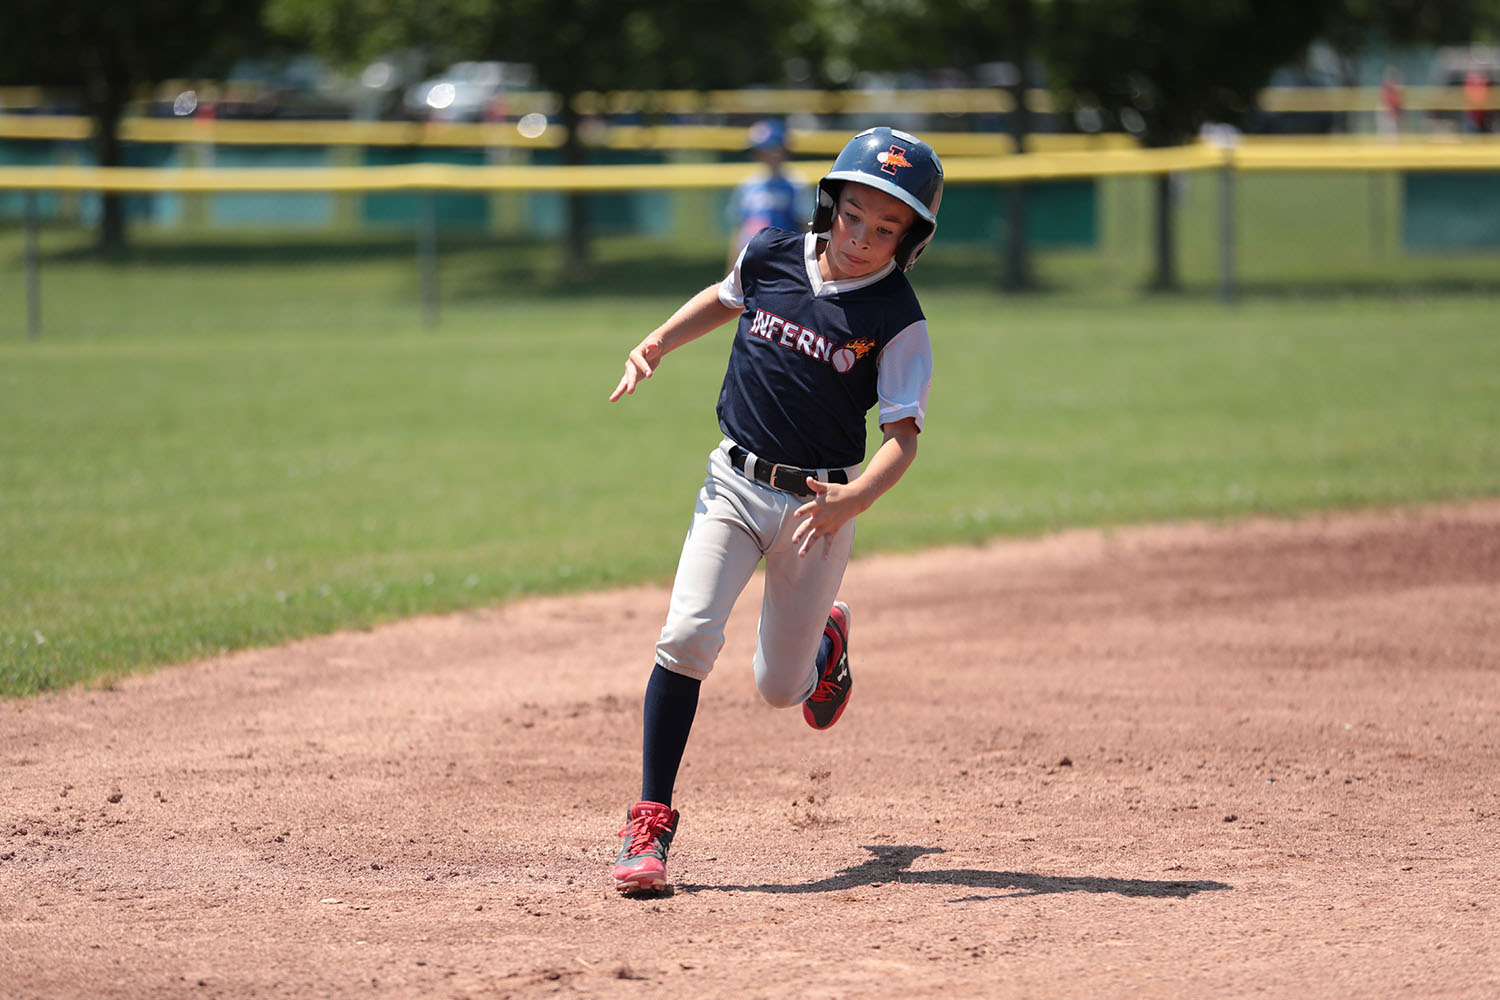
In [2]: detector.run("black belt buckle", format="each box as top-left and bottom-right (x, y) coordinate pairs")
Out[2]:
(767, 462), (812, 496)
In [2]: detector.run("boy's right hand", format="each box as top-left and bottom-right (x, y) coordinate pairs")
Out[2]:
(609, 341), (661, 402)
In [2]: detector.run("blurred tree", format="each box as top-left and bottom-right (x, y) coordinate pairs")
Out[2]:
(0, 0), (270, 250)
(846, 0), (1041, 291)
(1332, 0), (1500, 46)
(270, 0), (819, 267)
(264, 0), (490, 85)
(489, 0), (817, 268)
(1041, 0), (1335, 290)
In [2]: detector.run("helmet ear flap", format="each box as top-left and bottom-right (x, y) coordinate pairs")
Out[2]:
(895, 218), (935, 271)
(811, 180), (841, 233)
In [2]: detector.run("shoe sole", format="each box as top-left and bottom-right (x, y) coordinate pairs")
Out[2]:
(832, 600), (851, 641)
(612, 861), (669, 893)
(614, 874), (671, 894)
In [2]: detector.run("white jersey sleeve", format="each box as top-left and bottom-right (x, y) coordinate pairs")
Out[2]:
(717, 246), (748, 309)
(876, 319), (932, 431)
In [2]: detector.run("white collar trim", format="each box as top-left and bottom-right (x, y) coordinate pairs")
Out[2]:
(804, 232), (896, 296)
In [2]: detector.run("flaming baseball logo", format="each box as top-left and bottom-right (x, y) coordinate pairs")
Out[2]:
(877, 145), (912, 175)
(831, 337), (876, 373)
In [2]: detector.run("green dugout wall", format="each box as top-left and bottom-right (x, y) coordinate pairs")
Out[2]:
(939, 180), (1097, 247)
(1402, 172), (1500, 250)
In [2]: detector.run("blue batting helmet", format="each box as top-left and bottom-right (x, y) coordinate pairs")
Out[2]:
(747, 119), (789, 154)
(812, 126), (943, 271)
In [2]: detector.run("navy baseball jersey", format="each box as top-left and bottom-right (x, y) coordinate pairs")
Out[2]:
(715, 228), (932, 470)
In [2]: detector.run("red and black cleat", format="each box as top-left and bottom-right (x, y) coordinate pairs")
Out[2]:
(803, 600), (852, 730)
(611, 800), (679, 894)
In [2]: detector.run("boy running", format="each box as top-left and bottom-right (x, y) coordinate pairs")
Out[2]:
(607, 126), (943, 894)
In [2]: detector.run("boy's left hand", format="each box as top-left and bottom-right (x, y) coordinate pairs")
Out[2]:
(790, 418), (919, 558)
(792, 480), (861, 559)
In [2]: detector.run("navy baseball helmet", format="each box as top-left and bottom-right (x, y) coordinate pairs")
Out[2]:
(812, 126), (943, 270)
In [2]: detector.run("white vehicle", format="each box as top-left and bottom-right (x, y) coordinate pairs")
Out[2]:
(401, 61), (534, 121)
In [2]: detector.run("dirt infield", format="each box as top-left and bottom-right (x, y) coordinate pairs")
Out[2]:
(3, 502), (1497, 999)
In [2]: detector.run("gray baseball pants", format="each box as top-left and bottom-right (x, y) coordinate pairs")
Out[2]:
(654, 439), (857, 707)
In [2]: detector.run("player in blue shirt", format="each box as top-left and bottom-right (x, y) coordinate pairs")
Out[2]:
(607, 127), (943, 894)
(727, 119), (809, 265)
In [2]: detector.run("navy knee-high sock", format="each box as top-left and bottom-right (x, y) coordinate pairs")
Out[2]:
(640, 662), (700, 808)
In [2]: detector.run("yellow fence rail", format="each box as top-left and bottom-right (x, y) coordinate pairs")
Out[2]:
(0, 115), (1139, 155)
(5, 113), (1500, 155)
(6, 138), (1500, 338)
(3, 139), (1500, 194)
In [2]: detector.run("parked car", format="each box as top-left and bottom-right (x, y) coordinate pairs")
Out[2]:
(146, 55), (358, 120)
(401, 61), (535, 121)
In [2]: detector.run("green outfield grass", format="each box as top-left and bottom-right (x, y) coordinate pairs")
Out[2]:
(2, 173), (1499, 696)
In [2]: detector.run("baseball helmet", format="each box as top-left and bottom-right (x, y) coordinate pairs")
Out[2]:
(747, 119), (789, 154)
(812, 126), (943, 270)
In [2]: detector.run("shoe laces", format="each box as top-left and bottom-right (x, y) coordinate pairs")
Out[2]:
(619, 808), (673, 853)
(810, 674), (844, 702)
(809, 630), (845, 703)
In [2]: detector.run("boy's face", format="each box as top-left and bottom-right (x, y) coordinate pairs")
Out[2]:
(822, 182), (916, 281)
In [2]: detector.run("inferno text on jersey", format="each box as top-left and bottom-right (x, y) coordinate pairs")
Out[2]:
(747, 308), (835, 365)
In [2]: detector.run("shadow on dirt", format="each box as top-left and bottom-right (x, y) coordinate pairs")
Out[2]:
(678, 845), (1231, 900)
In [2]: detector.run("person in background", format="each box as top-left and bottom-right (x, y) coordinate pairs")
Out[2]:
(1379, 66), (1402, 138)
(727, 119), (808, 266)
(1463, 64), (1491, 134)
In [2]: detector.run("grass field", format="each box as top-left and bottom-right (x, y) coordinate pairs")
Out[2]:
(2, 170), (1499, 696)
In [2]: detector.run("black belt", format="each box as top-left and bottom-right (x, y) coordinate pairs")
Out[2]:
(728, 445), (848, 497)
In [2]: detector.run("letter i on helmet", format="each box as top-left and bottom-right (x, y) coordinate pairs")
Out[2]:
(811, 126), (944, 271)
